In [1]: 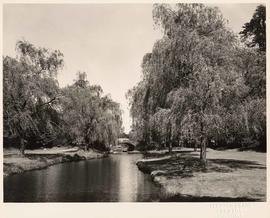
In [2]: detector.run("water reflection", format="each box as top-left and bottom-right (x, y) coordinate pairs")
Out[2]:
(118, 154), (138, 201)
(4, 154), (161, 202)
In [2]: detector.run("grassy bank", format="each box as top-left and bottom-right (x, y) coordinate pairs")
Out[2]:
(4, 147), (106, 177)
(137, 148), (266, 202)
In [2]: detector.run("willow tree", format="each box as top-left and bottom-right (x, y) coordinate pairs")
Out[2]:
(128, 4), (249, 162)
(154, 4), (250, 161)
(149, 108), (174, 152)
(61, 72), (122, 151)
(127, 74), (152, 149)
(3, 40), (64, 154)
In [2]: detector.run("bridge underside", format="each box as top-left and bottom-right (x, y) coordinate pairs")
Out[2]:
(118, 142), (135, 151)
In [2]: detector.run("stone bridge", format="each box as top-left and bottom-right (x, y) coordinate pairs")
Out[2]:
(115, 138), (136, 151)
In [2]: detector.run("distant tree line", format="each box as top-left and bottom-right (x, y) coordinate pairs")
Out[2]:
(127, 4), (266, 161)
(3, 40), (123, 154)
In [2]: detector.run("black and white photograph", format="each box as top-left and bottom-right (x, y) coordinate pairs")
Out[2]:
(2, 1), (267, 206)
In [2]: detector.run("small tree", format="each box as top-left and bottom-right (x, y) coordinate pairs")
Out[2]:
(240, 5), (266, 51)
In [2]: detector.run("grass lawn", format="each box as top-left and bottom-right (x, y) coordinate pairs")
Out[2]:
(137, 148), (266, 201)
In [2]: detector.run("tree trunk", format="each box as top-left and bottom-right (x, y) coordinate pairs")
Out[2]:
(244, 111), (250, 133)
(20, 138), (25, 156)
(178, 140), (182, 150)
(194, 143), (198, 152)
(168, 142), (172, 153)
(200, 138), (207, 162)
(199, 119), (206, 162)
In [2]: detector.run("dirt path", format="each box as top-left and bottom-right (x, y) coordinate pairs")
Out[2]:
(4, 146), (80, 156)
(3, 147), (105, 177)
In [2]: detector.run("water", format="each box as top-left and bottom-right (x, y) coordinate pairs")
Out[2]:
(4, 153), (161, 202)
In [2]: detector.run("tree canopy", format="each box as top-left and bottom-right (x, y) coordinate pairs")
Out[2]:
(240, 4), (266, 51)
(3, 41), (123, 153)
(60, 72), (122, 150)
(127, 4), (266, 161)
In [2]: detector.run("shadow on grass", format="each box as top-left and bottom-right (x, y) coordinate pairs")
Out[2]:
(209, 159), (266, 170)
(139, 155), (266, 179)
(143, 150), (197, 158)
(165, 158), (266, 177)
(160, 194), (262, 202)
(25, 153), (63, 160)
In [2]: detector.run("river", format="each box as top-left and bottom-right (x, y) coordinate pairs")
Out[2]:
(4, 153), (162, 202)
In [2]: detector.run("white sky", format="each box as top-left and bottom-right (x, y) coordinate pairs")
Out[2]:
(3, 3), (259, 133)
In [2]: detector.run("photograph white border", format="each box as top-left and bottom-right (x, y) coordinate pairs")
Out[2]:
(0, 0), (269, 218)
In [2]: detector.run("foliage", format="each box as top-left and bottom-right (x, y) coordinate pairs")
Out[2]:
(3, 40), (63, 152)
(240, 5), (266, 51)
(3, 41), (123, 153)
(127, 4), (266, 159)
(60, 73), (122, 150)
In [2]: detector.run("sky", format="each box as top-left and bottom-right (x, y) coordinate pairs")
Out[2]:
(3, 3), (259, 133)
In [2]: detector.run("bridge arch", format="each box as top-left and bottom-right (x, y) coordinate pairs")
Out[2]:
(115, 138), (136, 151)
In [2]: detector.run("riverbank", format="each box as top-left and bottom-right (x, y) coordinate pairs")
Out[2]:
(4, 147), (107, 177)
(137, 148), (266, 201)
